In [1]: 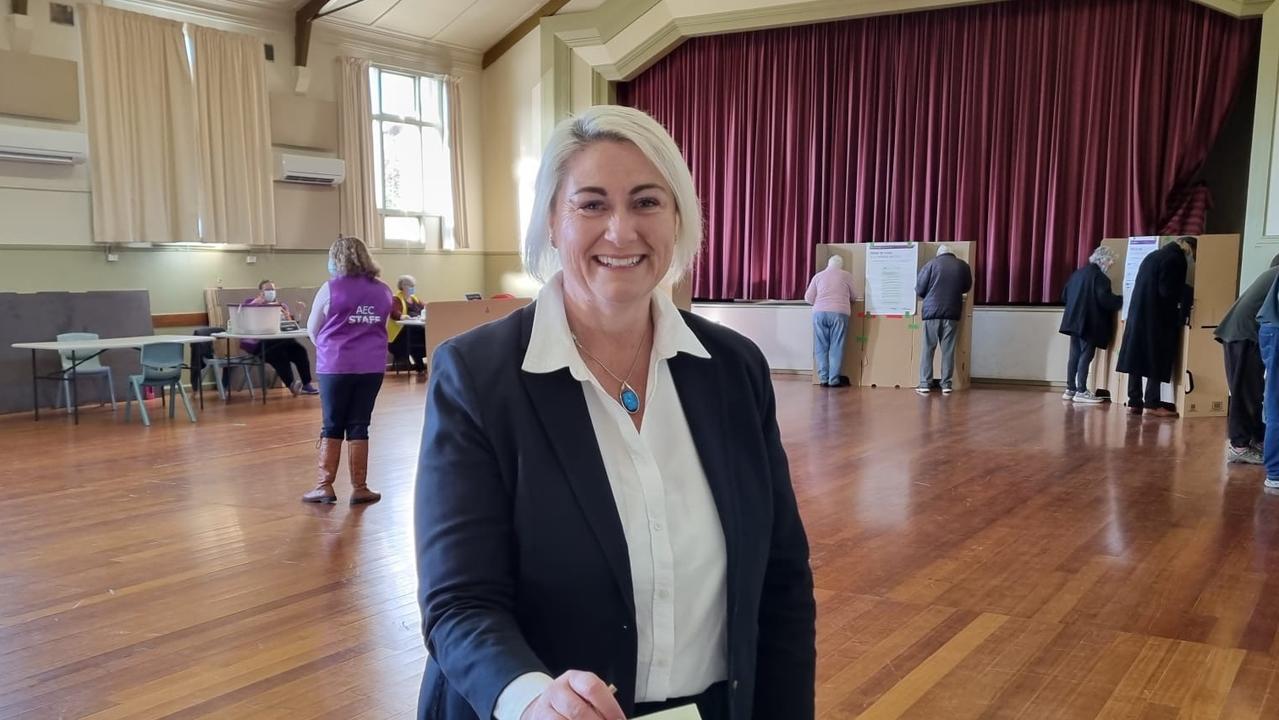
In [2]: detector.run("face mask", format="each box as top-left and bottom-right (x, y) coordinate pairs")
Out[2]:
(263, 290), (277, 302)
(327, 259), (338, 276)
(406, 287), (416, 297)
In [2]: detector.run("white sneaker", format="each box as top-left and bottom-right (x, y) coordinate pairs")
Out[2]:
(1073, 391), (1105, 404)
(1228, 444), (1264, 465)
(1265, 477), (1279, 489)
(915, 386), (931, 395)
(942, 387), (953, 395)
(1062, 390), (1076, 401)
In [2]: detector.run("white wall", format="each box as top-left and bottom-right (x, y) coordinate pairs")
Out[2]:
(481, 30), (544, 295)
(970, 307), (1070, 383)
(0, 0), (488, 312)
(692, 302), (814, 371)
(687, 302), (1075, 383)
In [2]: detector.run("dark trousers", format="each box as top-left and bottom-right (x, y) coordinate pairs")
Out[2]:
(318, 373), (384, 440)
(1224, 339), (1265, 448)
(263, 339), (312, 387)
(634, 682), (728, 720)
(1065, 337), (1097, 393)
(1127, 373), (1164, 409)
(389, 327), (426, 372)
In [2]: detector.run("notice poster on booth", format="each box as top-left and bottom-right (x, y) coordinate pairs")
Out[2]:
(1122, 236), (1160, 320)
(865, 243), (920, 316)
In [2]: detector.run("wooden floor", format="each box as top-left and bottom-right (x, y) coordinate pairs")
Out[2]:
(4, 376), (1279, 718)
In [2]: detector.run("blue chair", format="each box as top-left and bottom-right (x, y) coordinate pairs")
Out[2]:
(124, 342), (196, 426)
(54, 332), (116, 413)
(192, 326), (257, 400)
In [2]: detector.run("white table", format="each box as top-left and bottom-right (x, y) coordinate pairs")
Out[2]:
(12, 335), (215, 424)
(211, 330), (312, 405)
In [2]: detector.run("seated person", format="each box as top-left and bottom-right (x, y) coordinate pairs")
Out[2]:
(242, 280), (319, 396)
(388, 274), (426, 374)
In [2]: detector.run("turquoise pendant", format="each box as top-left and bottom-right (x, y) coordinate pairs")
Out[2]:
(619, 383), (641, 414)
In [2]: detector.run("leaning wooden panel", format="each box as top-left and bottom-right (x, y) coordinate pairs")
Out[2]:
(424, 298), (532, 362)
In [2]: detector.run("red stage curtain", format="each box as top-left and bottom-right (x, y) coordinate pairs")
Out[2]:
(619, 0), (1258, 303)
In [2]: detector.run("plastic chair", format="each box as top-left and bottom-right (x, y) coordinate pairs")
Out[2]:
(192, 327), (257, 400)
(124, 342), (195, 426)
(54, 332), (116, 413)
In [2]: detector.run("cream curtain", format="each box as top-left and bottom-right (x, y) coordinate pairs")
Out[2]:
(337, 56), (381, 247)
(190, 25), (275, 246)
(444, 76), (469, 249)
(81, 5), (199, 244)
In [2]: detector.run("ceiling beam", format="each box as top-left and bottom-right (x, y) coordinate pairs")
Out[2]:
(483, 0), (572, 69)
(294, 0), (329, 67)
(295, 0), (368, 67)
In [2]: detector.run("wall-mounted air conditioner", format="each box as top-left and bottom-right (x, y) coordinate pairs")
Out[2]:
(0, 125), (88, 165)
(273, 151), (345, 186)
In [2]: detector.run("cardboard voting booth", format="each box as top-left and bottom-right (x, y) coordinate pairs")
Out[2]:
(813, 242), (974, 390)
(1092, 234), (1240, 418)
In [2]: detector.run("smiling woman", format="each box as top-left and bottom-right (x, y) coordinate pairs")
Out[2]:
(414, 105), (816, 720)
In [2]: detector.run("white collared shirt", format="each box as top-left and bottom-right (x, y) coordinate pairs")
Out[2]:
(493, 275), (729, 719)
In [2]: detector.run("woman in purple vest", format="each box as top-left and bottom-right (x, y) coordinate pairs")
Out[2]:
(302, 236), (395, 504)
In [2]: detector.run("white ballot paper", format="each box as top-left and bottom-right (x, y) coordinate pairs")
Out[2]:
(634, 705), (702, 720)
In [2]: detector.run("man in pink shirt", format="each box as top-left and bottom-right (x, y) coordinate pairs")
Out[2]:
(804, 255), (859, 386)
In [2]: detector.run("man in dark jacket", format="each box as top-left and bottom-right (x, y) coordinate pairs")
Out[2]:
(915, 245), (973, 395)
(1117, 236), (1196, 417)
(1215, 255), (1279, 464)
(1059, 246), (1123, 404)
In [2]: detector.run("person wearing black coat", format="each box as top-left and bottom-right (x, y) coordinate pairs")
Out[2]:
(1116, 237), (1197, 416)
(1059, 246), (1123, 403)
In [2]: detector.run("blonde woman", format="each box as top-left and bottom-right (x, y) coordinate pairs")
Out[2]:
(414, 106), (815, 720)
(303, 236), (395, 504)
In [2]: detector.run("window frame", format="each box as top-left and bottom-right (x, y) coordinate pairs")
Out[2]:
(369, 66), (453, 250)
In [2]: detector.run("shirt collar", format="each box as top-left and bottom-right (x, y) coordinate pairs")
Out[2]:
(521, 274), (710, 379)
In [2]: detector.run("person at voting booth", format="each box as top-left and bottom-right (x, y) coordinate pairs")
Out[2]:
(242, 280), (319, 396)
(1117, 236), (1196, 417)
(804, 255), (858, 387)
(1215, 255), (1279, 465)
(915, 245), (972, 395)
(1058, 247), (1122, 404)
(414, 106), (816, 720)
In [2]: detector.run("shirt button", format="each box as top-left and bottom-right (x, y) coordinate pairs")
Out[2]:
(652, 521), (664, 532)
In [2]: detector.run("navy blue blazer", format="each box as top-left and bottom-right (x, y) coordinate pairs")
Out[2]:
(415, 302), (816, 720)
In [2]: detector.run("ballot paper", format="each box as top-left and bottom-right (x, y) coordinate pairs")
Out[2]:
(634, 705), (702, 720)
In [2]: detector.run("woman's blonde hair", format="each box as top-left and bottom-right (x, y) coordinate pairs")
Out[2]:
(522, 105), (702, 284)
(330, 236), (380, 280)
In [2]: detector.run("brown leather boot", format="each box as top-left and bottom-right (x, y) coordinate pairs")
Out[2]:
(347, 439), (381, 505)
(302, 437), (341, 503)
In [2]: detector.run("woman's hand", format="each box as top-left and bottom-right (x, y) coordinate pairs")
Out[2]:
(520, 671), (625, 720)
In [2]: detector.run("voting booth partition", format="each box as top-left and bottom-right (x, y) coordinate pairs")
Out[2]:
(1090, 234), (1241, 418)
(812, 242), (974, 390)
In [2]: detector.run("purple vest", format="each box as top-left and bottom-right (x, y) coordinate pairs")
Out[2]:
(315, 276), (394, 374)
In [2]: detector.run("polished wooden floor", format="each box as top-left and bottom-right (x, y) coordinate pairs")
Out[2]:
(3, 376), (1279, 718)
